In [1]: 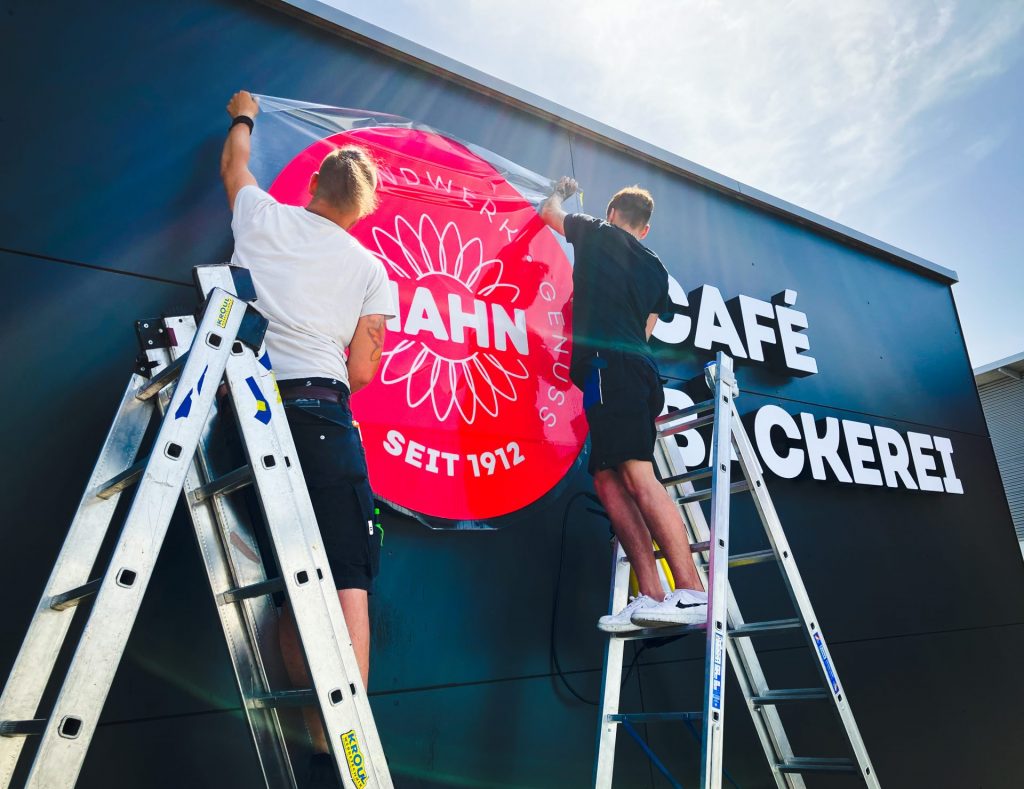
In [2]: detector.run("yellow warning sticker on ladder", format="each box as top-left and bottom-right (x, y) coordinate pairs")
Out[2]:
(215, 296), (235, 328)
(341, 729), (368, 788)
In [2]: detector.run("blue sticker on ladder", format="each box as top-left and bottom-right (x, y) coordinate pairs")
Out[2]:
(245, 376), (272, 424)
(173, 365), (209, 420)
(174, 389), (193, 420)
(813, 631), (840, 695)
(258, 351), (273, 371)
(711, 631), (725, 710)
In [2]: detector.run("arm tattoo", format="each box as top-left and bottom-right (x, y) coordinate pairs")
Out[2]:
(367, 316), (386, 362)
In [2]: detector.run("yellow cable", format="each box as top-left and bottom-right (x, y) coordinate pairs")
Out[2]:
(628, 541), (677, 597)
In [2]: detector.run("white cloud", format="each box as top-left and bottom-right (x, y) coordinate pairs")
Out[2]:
(328, 0), (1024, 219)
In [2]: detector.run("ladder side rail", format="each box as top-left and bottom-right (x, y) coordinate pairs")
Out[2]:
(183, 267), (303, 687)
(728, 402), (880, 788)
(698, 353), (737, 789)
(247, 348), (393, 788)
(176, 268), (303, 677)
(24, 289), (247, 789)
(593, 540), (631, 789)
(253, 359), (367, 678)
(655, 438), (799, 789)
(245, 343), (394, 786)
(155, 320), (298, 788)
(223, 348), (393, 789)
(0, 377), (153, 787)
(233, 345), (358, 681)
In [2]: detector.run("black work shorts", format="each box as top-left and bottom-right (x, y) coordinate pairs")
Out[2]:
(282, 388), (380, 593)
(582, 351), (665, 475)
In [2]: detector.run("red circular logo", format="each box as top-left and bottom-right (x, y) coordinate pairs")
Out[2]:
(270, 128), (586, 520)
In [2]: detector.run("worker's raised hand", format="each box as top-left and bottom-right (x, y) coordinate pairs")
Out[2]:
(227, 90), (260, 119)
(554, 176), (579, 200)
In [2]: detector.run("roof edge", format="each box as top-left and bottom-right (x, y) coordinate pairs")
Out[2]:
(974, 350), (1024, 378)
(263, 0), (959, 284)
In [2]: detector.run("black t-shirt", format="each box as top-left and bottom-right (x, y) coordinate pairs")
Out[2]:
(564, 213), (670, 388)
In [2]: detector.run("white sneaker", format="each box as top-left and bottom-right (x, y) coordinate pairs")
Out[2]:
(631, 588), (708, 627)
(597, 595), (660, 633)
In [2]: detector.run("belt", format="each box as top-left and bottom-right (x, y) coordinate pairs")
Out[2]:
(280, 385), (345, 403)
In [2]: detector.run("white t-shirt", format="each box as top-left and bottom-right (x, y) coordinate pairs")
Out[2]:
(229, 185), (395, 386)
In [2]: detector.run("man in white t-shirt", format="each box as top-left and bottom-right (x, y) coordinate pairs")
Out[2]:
(222, 90), (393, 787)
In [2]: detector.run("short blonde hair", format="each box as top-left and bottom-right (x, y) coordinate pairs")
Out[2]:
(607, 186), (654, 229)
(316, 145), (380, 218)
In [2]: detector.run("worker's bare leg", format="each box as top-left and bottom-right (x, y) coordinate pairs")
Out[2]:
(337, 589), (370, 685)
(617, 459), (703, 591)
(279, 588), (370, 753)
(593, 468), (665, 599)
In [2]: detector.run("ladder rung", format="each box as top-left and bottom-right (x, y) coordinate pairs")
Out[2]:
(658, 411), (716, 438)
(655, 398), (715, 433)
(776, 757), (857, 774)
(728, 549), (777, 567)
(49, 578), (102, 611)
(218, 577), (284, 605)
(190, 465), (254, 504)
(608, 711), (703, 724)
(614, 622), (706, 641)
(0, 719), (46, 737)
(660, 465), (712, 488)
(750, 688), (829, 706)
(730, 619), (802, 637)
(95, 456), (148, 500)
(134, 353), (189, 401)
(249, 689), (317, 709)
(676, 480), (749, 505)
(697, 549), (778, 571)
(619, 541), (710, 565)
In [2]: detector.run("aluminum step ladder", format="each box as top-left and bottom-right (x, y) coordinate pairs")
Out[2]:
(594, 353), (879, 788)
(0, 264), (392, 789)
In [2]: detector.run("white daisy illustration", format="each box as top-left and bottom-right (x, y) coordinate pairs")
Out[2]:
(370, 213), (531, 425)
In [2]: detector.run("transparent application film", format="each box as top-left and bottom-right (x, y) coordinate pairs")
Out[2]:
(252, 94), (581, 215)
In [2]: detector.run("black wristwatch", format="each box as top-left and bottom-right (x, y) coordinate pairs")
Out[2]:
(231, 115), (254, 133)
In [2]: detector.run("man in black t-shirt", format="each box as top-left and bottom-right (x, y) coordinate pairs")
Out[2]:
(540, 177), (707, 633)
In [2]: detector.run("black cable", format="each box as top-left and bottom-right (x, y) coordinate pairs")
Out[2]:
(682, 720), (742, 789)
(550, 492), (688, 705)
(549, 490), (603, 705)
(621, 643), (648, 688)
(634, 648), (658, 789)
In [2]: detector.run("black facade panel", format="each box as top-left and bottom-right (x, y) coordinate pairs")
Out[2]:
(78, 710), (262, 789)
(0, 252), (194, 661)
(2, 0), (1020, 787)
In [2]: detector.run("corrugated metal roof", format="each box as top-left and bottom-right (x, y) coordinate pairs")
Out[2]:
(978, 375), (1024, 541)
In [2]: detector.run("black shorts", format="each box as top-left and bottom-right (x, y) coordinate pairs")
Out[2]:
(282, 385), (380, 593)
(582, 351), (665, 475)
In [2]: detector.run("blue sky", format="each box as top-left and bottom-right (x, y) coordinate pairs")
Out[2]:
(328, 0), (1023, 367)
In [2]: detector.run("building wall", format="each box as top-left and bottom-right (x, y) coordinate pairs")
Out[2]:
(2, 1), (1022, 787)
(978, 374), (1024, 541)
